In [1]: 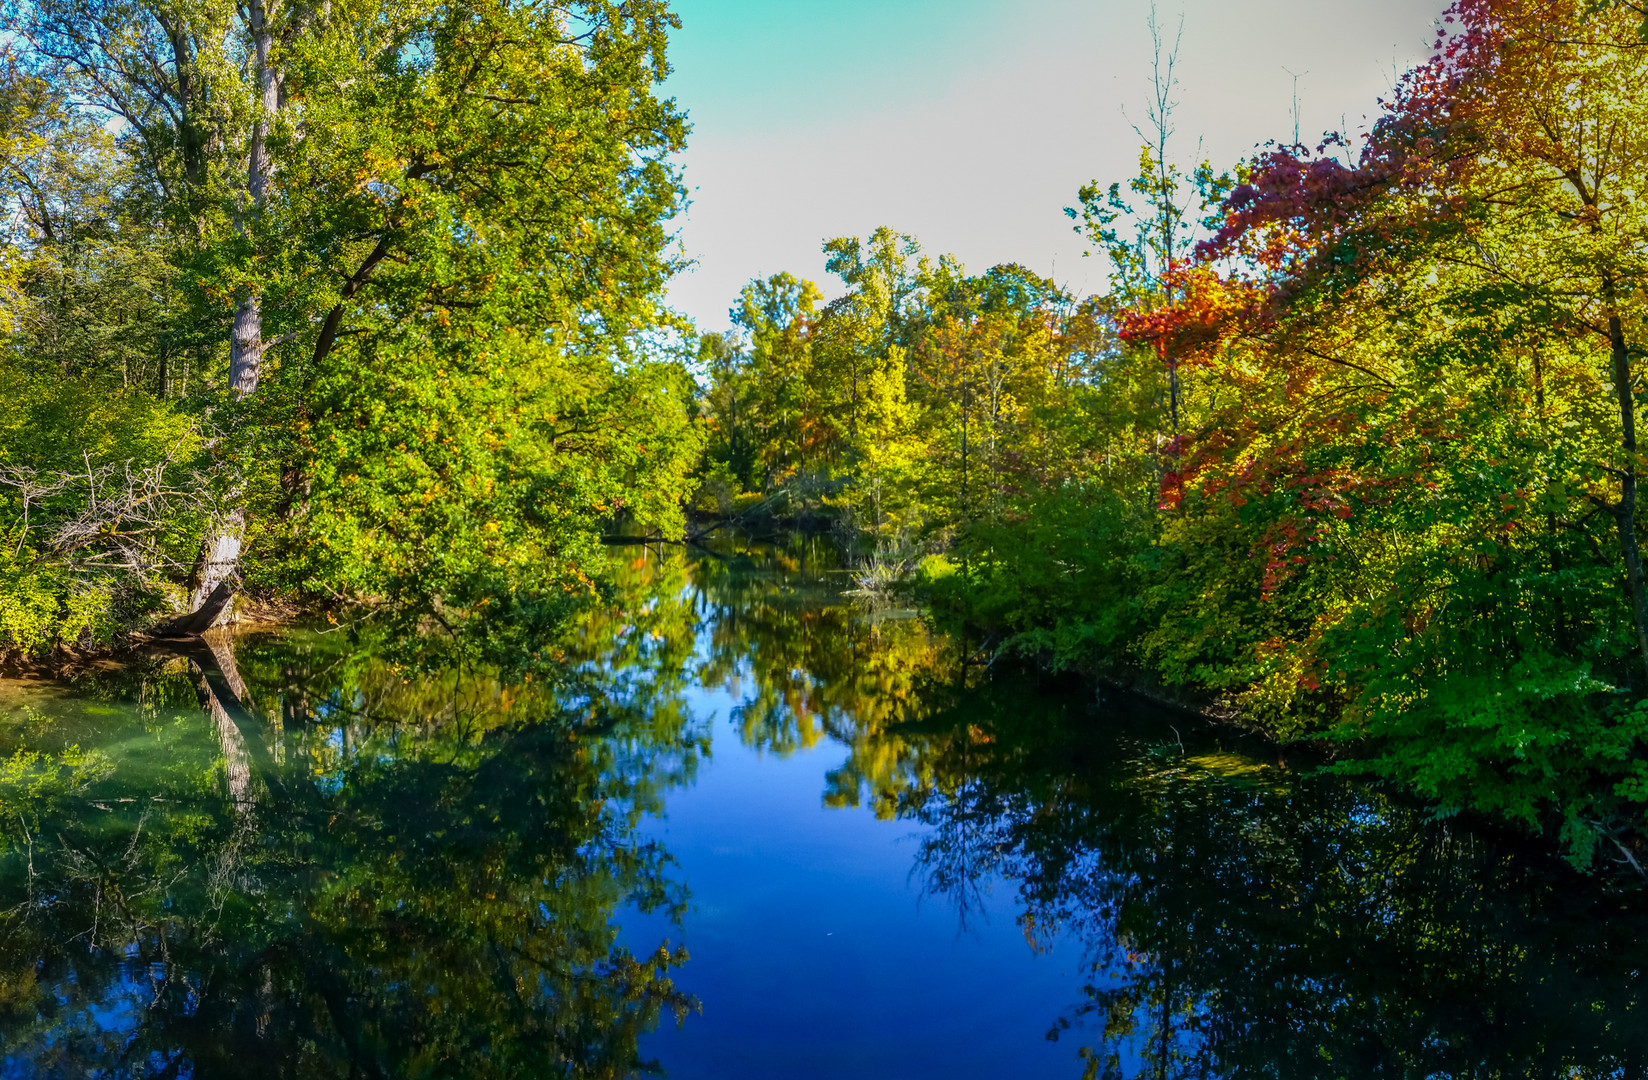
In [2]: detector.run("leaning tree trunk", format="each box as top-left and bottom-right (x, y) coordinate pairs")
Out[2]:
(163, 0), (277, 637)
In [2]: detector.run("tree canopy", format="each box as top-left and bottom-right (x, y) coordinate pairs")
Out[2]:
(0, 0), (701, 660)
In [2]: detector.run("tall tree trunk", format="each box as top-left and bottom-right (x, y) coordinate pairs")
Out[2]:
(169, 0), (277, 636)
(1608, 312), (1648, 682)
(230, 292), (263, 398)
(230, 0), (277, 398)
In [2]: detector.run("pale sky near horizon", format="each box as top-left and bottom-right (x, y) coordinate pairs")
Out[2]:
(659, 0), (1447, 331)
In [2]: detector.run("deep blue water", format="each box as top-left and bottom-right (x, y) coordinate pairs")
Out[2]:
(624, 702), (1083, 1078)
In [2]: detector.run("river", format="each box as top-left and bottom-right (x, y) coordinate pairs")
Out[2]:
(1, 538), (1645, 1078)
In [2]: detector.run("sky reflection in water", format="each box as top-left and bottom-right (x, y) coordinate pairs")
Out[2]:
(1, 539), (1646, 1079)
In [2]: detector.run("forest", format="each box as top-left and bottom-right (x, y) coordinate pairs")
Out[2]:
(4, 0), (1648, 865)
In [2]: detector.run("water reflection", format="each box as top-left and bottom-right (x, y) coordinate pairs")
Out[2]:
(602, 541), (1648, 1078)
(2, 538), (1647, 1078)
(892, 694), (1648, 1078)
(0, 627), (701, 1077)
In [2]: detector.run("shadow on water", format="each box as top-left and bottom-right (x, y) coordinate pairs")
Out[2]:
(1, 535), (1646, 1077)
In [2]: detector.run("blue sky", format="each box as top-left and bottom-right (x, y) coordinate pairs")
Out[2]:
(661, 0), (1446, 330)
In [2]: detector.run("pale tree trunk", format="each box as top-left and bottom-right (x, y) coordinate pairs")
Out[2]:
(230, 0), (277, 399)
(168, 0), (277, 636)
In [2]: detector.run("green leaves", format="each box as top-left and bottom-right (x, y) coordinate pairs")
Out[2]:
(275, 327), (702, 668)
(0, 0), (700, 654)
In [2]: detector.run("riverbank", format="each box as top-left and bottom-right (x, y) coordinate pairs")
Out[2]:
(10, 524), (1647, 877)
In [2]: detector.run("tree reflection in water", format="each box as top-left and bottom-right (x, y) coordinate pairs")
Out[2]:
(0, 621), (703, 1078)
(838, 677), (1648, 1078)
(4, 539), (1648, 1079)
(612, 541), (1648, 1080)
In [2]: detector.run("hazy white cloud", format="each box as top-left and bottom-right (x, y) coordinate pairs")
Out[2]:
(664, 0), (1446, 329)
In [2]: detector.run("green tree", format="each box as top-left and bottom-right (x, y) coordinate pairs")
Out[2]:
(729, 272), (824, 489)
(2, 0), (702, 656)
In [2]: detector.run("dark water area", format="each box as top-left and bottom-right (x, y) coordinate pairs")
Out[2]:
(1, 539), (1646, 1078)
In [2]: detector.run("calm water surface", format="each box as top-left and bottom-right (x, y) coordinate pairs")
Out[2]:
(2, 540), (1646, 1078)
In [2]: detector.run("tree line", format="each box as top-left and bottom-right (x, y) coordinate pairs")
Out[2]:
(694, 0), (1648, 863)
